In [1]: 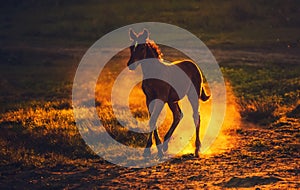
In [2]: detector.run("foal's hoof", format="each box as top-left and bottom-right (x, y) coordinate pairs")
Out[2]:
(162, 143), (168, 152)
(158, 151), (164, 159)
(195, 151), (200, 158)
(143, 149), (151, 157)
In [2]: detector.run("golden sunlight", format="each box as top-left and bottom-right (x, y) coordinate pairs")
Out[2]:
(168, 82), (241, 157)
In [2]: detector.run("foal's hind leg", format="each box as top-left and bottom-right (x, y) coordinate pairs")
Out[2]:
(188, 94), (201, 157)
(194, 112), (201, 158)
(163, 101), (182, 152)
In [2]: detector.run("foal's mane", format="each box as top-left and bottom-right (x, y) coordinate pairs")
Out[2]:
(146, 39), (163, 60)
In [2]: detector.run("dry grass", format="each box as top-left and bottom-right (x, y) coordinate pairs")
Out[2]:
(0, 102), (96, 168)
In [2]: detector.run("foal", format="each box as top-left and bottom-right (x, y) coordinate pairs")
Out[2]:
(127, 29), (210, 158)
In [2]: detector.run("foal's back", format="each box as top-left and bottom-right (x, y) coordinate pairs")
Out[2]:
(141, 60), (202, 102)
(171, 60), (202, 96)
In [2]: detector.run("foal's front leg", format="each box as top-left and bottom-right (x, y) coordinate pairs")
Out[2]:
(143, 131), (153, 157)
(144, 99), (164, 158)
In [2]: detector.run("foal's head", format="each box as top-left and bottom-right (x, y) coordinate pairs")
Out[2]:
(127, 29), (162, 70)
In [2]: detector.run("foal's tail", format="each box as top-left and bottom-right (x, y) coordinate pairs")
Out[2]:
(200, 87), (210, 101)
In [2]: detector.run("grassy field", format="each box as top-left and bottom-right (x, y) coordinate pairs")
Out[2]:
(1, 0), (300, 47)
(0, 0), (299, 188)
(221, 52), (300, 125)
(1, 0), (299, 118)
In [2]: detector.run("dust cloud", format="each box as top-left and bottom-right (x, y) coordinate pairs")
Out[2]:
(167, 82), (241, 157)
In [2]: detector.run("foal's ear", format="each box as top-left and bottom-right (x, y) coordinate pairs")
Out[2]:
(140, 29), (149, 41)
(129, 28), (137, 41)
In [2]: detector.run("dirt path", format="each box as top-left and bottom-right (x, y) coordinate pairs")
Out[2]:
(1, 123), (298, 189)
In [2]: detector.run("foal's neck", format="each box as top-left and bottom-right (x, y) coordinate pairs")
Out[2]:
(146, 43), (160, 59)
(141, 44), (164, 78)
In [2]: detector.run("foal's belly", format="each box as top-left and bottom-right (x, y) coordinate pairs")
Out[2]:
(142, 79), (190, 103)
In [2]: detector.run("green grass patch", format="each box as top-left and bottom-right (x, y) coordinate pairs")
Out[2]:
(222, 61), (300, 125)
